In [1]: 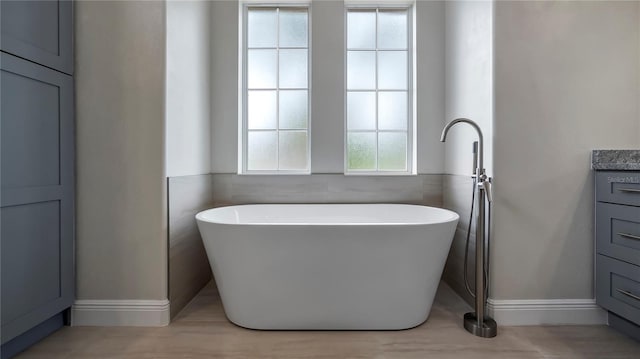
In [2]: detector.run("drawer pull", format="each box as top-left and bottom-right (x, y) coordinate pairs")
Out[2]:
(617, 232), (640, 241)
(616, 288), (640, 302)
(618, 188), (640, 193)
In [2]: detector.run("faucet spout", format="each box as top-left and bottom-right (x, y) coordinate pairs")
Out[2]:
(440, 118), (485, 177)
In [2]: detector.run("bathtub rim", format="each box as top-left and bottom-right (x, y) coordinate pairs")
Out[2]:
(195, 203), (459, 227)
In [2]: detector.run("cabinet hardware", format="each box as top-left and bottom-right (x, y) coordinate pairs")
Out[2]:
(616, 288), (640, 302)
(617, 232), (640, 241)
(618, 188), (640, 193)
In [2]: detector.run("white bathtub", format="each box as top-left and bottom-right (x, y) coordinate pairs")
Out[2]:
(196, 204), (459, 330)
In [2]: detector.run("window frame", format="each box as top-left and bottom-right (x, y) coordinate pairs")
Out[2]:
(240, 3), (312, 175)
(343, 3), (416, 176)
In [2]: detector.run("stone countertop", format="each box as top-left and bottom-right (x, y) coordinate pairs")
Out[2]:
(592, 150), (640, 171)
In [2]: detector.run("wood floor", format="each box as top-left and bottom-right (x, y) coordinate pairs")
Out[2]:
(17, 282), (640, 358)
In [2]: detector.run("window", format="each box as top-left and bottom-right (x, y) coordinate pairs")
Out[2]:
(242, 6), (310, 173)
(346, 7), (413, 173)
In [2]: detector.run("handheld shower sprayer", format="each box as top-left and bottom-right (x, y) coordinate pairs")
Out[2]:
(472, 141), (478, 176)
(440, 118), (496, 338)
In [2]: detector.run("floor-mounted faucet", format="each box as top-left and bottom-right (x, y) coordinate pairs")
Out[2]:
(440, 118), (497, 338)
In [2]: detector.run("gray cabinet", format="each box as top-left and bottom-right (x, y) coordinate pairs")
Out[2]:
(595, 171), (640, 340)
(0, 1), (74, 357)
(1, 0), (73, 74)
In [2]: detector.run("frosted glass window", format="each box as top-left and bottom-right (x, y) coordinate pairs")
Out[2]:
(279, 90), (308, 129)
(347, 11), (376, 49)
(378, 92), (407, 130)
(279, 131), (308, 170)
(247, 131), (277, 170)
(347, 92), (376, 130)
(279, 9), (308, 47)
(378, 132), (407, 170)
(347, 51), (376, 90)
(347, 133), (377, 170)
(346, 8), (411, 173)
(248, 9), (277, 48)
(248, 91), (277, 129)
(279, 50), (308, 88)
(378, 51), (407, 90)
(378, 10), (408, 49)
(248, 49), (277, 89)
(244, 7), (310, 173)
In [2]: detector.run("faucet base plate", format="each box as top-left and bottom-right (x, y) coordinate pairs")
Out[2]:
(463, 312), (497, 338)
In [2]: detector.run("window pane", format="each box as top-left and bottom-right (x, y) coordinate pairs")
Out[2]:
(347, 132), (376, 170)
(378, 92), (407, 130)
(279, 49), (307, 88)
(248, 91), (277, 129)
(347, 92), (376, 130)
(248, 49), (277, 88)
(279, 9), (308, 47)
(378, 10), (407, 49)
(378, 51), (407, 90)
(247, 131), (277, 170)
(279, 90), (308, 129)
(279, 131), (308, 170)
(378, 132), (407, 171)
(248, 9), (277, 48)
(347, 51), (376, 90)
(347, 10), (376, 49)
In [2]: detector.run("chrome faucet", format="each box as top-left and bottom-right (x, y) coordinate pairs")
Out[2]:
(440, 118), (485, 178)
(440, 118), (491, 202)
(440, 118), (496, 338)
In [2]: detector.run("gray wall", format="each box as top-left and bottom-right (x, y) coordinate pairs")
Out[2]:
(166, 0), (212, 177)
(491, 1), (640, 300)
(441, 0), (493, 304)
(75, 0), (640, 310)
(165, 0), (214, 317)
(75, 0), (168, 300)
(444, 1), (493, 177)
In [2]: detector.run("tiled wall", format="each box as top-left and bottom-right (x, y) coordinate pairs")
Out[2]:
(210, 174), (443, 207)
(167, 175), (215, 319)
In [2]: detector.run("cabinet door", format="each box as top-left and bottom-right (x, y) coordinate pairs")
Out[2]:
(0, 0), (73, 74)
(1, 52), (74, 344)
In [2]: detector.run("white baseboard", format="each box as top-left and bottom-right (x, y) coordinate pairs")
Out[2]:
(487, 298), (607, 326)
(72, 299), (170, 327)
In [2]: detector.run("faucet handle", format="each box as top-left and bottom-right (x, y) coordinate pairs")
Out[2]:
(482, 179), (492, 203)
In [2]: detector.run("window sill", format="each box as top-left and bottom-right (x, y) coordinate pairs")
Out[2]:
(343, 171), (417, 176)
(238, 171), (311, 176)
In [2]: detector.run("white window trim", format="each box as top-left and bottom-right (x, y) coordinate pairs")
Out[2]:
(343, 4), (417, 176)
(239, 2), (312, 175)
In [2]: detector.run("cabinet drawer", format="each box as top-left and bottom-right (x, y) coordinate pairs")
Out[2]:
(596, 172), (640, 206)
(596, 255), (640, 325)
(596, 202), (640, 266)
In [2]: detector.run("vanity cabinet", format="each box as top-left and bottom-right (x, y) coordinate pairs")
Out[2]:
(595, 170), (640, 340)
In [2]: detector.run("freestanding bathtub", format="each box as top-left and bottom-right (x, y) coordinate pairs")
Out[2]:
(196, 204), (459, 330)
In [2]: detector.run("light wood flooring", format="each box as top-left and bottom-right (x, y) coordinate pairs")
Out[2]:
(17, 282), (640, 358)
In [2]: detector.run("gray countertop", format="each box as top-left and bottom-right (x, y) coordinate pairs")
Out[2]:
(592, 150), (640, 171)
